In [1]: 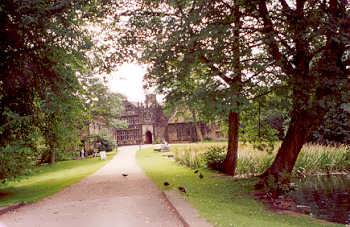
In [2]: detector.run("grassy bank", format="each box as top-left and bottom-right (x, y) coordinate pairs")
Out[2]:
(0, 151), (116, 207)
(137, 148), (340, 227)
(172, 142), (350, 176)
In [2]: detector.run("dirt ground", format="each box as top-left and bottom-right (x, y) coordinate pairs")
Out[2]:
(0, 145), (183, 227)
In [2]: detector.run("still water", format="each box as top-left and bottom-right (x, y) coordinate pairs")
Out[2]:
(288, 174), (350, 224)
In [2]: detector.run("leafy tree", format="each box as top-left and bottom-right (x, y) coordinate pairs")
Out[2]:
(164, 97), (204, 142)
(116, 0), (349, 184)
(311, 104), (350, 145)
(119, 0), (278, 175)
(85, 79), (126, 128)
(252, 0), (350, 187)
(38, 88), (87, 163)
(0, 0), (116, 177)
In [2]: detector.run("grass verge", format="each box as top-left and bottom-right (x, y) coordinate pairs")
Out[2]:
(137, 148), (340, 227)
(0, 151), (116, 207)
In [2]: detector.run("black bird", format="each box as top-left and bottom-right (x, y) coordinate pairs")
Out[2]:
(178, 186), (187, 193)
(122, 173), (128, 177)
(194, 170), (199, 174)
(199, 173), (204, 179)
(163, 181), (170, 186)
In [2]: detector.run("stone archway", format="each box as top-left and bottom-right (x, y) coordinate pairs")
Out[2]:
(145, 131), (153, 144)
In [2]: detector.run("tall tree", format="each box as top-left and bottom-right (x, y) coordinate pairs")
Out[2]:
(86, 79), (126, 128)
(253, 0), (350, 187)
(311, 104), (350, 145)
(120, 0), (277, 175)
(0, 0), (117, 173)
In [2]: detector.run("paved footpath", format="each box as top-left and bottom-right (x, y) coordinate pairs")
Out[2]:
(0, 145), (183, 227)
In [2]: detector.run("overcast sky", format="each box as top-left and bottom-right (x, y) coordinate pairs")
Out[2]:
(107, 63), (148, 102)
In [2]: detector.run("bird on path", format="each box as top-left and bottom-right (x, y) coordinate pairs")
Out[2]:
(199, 173), (204, 179)
(178, 186), (187, 194)
(163, 181), (170, 186)
(194, 170), (199, 174)
(122, 173), (128, 177)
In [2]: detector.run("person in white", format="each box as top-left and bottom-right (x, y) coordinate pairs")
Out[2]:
(80, 148), (85, 158)
(100, 150), (107, 160)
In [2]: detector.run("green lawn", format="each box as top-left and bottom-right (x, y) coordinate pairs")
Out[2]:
(137, 148), (340, 227)
(0, 151), (116, 207)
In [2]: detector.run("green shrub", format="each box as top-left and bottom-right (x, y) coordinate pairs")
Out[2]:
(0, 144), (36, 181)
(202, 146), (226, 170)
(56, 150), (79, 161)
(86, 134), (116, 154)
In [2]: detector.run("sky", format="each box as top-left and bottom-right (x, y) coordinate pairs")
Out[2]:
(107, 63), (149, 102)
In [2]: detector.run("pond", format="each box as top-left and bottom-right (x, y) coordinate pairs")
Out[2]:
(257, 174), (350, 224)
(288, 174), (350, 224)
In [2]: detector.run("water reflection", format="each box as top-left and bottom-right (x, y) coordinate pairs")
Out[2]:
(289, 174), (350, 224)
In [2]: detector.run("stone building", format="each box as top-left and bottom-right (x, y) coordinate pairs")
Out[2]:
(115, 94), (221, 145)
(88, 117), (117, 141)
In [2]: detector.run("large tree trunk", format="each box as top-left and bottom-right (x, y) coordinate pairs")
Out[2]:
(255, 0), (347, 190)
(45, 131), (56, 164)
(222, 1), (241, 176)
(257, 108), (325, 188)
(49, 149), (56, 164)
(223, 111), (239, 175)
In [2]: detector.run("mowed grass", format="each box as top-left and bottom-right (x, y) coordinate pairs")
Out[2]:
(0, 151), (116, 207)
(137, 148), (341, 227)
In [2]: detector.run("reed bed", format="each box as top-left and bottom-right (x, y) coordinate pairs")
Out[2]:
(171, 142), (350, 176)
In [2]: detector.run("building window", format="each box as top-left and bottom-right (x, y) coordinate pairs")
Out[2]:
(176, 127), (183, 139)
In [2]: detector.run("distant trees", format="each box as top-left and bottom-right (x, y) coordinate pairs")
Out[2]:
(117, 0), (350, 187)
(311, 104), (350, 145)
(85, 78), (126, 128)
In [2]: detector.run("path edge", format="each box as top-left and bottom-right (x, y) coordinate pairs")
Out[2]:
(160, 191), (190, 227)
(0, 153), (118, 217)
(0, 202), (26, 216)
(161, 190), (212, 227)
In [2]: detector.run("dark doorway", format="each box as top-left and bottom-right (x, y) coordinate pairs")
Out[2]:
(145, 131), (153, 144)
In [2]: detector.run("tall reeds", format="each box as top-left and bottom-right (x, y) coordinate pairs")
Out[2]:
(171, 143), (350, 176)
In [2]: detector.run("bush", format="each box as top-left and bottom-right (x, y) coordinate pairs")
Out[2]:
(202, 146), (226, 170)
(100, 138), (115, 152)
(56, 151), (79, 161)
(84, 134), (116, 155)
(0, 144), (36, 181)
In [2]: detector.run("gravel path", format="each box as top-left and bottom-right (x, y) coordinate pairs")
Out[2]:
(0, 145), (183, 227)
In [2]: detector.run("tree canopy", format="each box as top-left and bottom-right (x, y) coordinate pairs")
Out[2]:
(1, 0), (349, 188)
(0, 0), (122, 179)
(116, 0), (350, 186)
